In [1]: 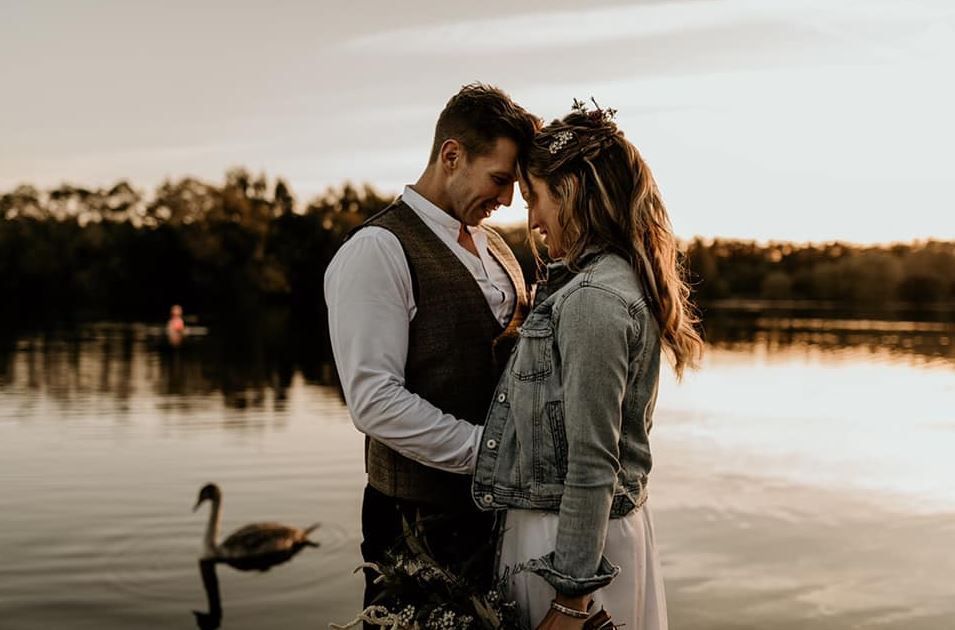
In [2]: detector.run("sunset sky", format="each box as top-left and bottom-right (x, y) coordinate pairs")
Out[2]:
(2, 0), (953, 242)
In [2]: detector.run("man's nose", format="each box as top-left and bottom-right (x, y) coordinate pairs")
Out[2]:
(497, 183), (515, 207)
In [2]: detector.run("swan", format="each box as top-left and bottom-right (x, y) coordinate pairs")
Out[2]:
(193, 483), (319, 570)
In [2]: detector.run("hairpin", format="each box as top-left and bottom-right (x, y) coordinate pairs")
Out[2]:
(548, 130), (575, 154)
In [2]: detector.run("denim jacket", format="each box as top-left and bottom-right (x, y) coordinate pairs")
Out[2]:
(471, 250), (662, 597)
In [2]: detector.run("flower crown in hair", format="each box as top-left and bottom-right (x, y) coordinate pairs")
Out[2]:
(546, 98), (618, 155)
(572, 97), (617, 124)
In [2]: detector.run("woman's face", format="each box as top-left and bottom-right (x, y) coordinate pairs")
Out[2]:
(521, 174), (564, 259)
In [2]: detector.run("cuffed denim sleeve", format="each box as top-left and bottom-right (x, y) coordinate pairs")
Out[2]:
(531, 285), (636, 596)
(525, 551), (621, 596)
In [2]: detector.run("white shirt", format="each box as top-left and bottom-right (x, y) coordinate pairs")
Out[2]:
(324, 185), (516, 474)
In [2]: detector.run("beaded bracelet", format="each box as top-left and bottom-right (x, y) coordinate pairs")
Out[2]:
(550, 600), (590, 619)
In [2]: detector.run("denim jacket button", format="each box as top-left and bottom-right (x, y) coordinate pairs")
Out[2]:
(486, 438), (497, 450)
(497, 392), (506, 403)
(482, 494), (494, 505)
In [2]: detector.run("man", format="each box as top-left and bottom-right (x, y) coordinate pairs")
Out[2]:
(324, 83), (538, 612)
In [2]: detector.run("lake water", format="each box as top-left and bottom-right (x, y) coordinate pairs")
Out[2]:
(1, 314), (954, 629)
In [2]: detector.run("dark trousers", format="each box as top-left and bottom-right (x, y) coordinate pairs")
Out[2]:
(360, 484), (496, 623)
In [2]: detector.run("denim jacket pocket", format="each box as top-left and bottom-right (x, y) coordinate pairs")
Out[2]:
(510, 315), (554, 382)
(542, 400), (568, 481)
(491, 401), (530, 491)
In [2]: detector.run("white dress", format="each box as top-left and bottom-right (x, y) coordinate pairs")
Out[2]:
(498, 501), (668, 630)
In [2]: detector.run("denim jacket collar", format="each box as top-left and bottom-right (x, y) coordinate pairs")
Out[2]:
(533, 247), (605, 308)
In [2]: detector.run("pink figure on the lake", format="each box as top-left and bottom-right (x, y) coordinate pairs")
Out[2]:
(166, 304), (186, 347)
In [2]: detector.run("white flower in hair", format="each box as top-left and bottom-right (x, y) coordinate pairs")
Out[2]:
(548, 130), (575, 154)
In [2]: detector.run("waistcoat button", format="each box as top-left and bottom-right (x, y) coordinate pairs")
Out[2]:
(497, 392), (506, 403)
(486, 439), (497, 450)
(482, 494), (494, 505)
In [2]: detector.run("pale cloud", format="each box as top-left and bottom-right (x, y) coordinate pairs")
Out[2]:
(3, 0), (954, 242)
(341, 0), (954, 65)
(343, 1), (736, 54)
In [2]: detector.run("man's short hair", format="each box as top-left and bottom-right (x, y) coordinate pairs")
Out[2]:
(428, 83), (539, 164)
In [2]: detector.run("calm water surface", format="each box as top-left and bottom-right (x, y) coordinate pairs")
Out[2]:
(1, 315), (954, 629)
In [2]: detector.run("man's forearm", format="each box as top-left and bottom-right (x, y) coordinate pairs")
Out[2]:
(348, 372), (484, 474)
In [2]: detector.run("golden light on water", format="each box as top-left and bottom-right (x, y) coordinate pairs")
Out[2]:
(657, 341), (955, 514)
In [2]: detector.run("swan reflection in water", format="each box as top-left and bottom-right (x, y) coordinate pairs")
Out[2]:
(194, 560), (223, 630)
(192, 483), (320, 629)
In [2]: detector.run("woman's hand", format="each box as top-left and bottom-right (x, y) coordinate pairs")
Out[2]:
(535, 606), (587, 630)
(535, 595), (591, 630)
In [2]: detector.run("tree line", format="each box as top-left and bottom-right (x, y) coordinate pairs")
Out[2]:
(2, 170), (953, 327)
(686, 238), (955, 308)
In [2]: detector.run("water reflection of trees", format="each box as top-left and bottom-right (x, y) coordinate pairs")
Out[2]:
(0, 328), (137, 403)
(2, 309), (951, 411)
(156, 311), (341, 410)
(0, 313), (342, 412)
(705, 312), (955, 366)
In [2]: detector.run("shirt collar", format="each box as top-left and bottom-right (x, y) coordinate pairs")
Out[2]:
(401, 185), (472, 236)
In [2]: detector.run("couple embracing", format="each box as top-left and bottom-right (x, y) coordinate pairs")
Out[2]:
(324, 83), (703, 630)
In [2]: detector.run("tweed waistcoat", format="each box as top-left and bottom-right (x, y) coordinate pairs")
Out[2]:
(354, 199), (527, 509)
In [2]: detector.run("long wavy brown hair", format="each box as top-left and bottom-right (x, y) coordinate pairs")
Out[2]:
(521, 103), (704, 377)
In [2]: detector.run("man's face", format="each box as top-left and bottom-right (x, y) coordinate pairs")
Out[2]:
(446, 137), (519, 227)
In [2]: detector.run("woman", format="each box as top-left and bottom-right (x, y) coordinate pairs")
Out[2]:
(471, 101), (704, 629)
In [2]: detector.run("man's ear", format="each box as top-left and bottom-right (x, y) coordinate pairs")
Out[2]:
(439, 139), (463, 173)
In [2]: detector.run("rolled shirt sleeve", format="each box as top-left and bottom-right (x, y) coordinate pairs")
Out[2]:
(324, 227), (484, 474)
(527, 285), (636, 595)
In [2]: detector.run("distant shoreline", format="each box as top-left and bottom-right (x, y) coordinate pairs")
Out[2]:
(703, 298), (955, 315)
